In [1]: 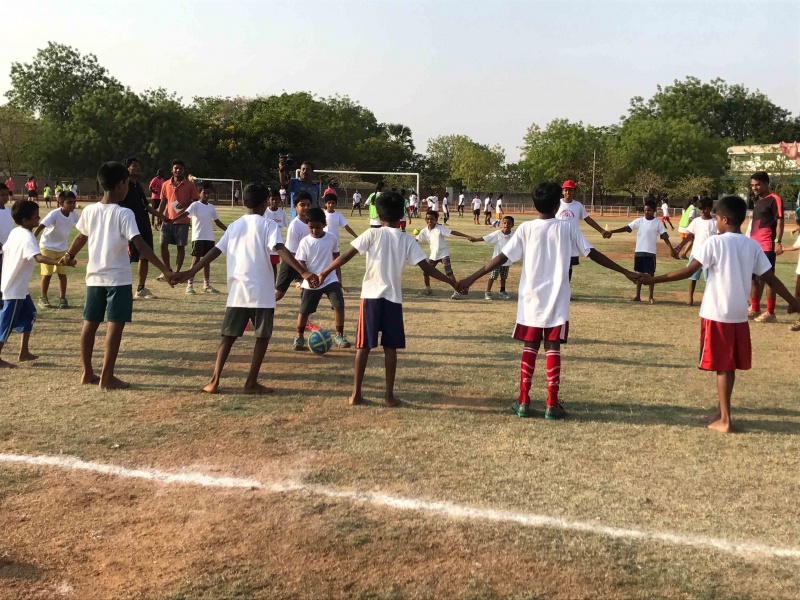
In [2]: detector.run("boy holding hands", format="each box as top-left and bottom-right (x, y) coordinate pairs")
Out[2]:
(34, 190), (78, 308)
(416, 210), (475, 299)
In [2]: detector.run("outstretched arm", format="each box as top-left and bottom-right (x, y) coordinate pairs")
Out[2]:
(344, 225), (358, 238)
(318, 246), (359, 282)
(779, 141), (800, 166)
(587, 249), (639, 281)
(62, 233), (89, 263)
(674, 232), (695, 254)
(449, 229), (479, 242)
(147, 204), (171, 222)
(173, 247), (221, 283)
(584, 216), (611, 238)
(456, 254), (508, 293)
(639, 259), (703, 285)
(33, 224), (45, 239)
(760, 271), (800, 313)
(132, 235), (175, 281)
(608, 225), (632, 235)
(417, 259), (457, 289)
(34, 253), (64, 266)
(276, 244), (319, 287)
(661, 233), (679, 258)
(214, 219), (228, 231)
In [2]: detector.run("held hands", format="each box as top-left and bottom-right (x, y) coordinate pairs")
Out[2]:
(775, 242), (784, 256)
(455, 277), (474, 295)
(468, 236), (481, 243)
(304, 272), (320, 288)
(171, 270), (193, 284)
(602, 230), (612, 239)
(636, 273), (655, 286)
(670, 247), (680, 260)
(59, 255), (78, 267)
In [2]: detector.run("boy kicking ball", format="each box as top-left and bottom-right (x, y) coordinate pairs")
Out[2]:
(639, 196), (800, 432)
(457, 182), (637, 419)
(317, 191), (457, 407)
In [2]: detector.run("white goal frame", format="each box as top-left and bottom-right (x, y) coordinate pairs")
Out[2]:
(191, 177), (244, 206)
(294, 169), (421, 198)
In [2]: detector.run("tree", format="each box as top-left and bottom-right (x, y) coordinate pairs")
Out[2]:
(668, 175), (715, 202)
(384, 123), (415, 152)
(0, 106), (41, 175)
(451, 139), (505, 190)
(426, 135), (473, 187)
(6, 42), (121, 123)
(631, 170), (668, 200)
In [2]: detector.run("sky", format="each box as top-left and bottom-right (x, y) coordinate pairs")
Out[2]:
(2, 0), (798, 162)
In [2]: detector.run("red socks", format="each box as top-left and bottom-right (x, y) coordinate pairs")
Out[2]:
(750, 297), (760, 313)
(546, 350), (561, 407)
(518, 347), (537, 405)
(766, 298), (776, 315)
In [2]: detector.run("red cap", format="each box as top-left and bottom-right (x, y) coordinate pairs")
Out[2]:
(562, 180), (576, 189)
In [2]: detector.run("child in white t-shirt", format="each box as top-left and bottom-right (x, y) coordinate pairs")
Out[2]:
(33, 191), (78, 308)
(556, 180), (612, 281)
(0, 200), (64, 367)
(457, 191), (465, 218)
(493, 193), (504, 226)
(275, 192), (312, 301)
(641, 196), (800, 432)
(295, 207), (350, 350)
(783, 232), (800, 332)
(673, 197), (717, 306)
(471, 195), (482, 225)
(660, 201), (675, 230)
(173, 181), (227, 294)
(472, 215), (514, 300)
(317, 191), (457, 407)
(458, 183), (635, 419)
(264, 188), (290, 279)
(416, 210), (475, 299)
(441, 192), (450, 224)
(608, 199), (678, 303)
(483, 193), (493, 225)
(62, 162), (175, 390)
(0, 183), (14, 300)
(323, 193), (358, 291)
(175, 183), (318, 394)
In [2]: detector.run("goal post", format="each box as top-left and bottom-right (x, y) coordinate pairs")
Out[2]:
(189, 177), (244, 207)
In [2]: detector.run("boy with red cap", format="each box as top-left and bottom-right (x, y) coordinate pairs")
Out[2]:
(556, 180), (611, 281)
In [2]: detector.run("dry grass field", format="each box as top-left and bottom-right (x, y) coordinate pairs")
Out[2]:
(1, 205), (799, 599)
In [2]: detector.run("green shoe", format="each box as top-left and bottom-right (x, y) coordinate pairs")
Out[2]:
(185, 286), (197, 295)
(203, 286), (220, 294)
(293, 336), (306, 351)
(545, 404), (567, 420)
(511, 401), (530, 418)
(57, 297), (69, 309)
(37, 297), (51, 309)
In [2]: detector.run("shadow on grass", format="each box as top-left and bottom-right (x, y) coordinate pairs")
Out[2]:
(0, 558), (42, 581)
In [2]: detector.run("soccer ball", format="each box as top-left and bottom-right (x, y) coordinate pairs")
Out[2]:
(309, 329), (333, 355)
(412, 228), (420, 235)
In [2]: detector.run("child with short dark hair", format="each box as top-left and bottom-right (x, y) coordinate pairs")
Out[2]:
(0, 200), (65, 367)
(317, 191), (458, 406)
(62, 162), (175, 390)
(457, 182), (636, 419)
(472, 215), (514, 300)
(264, 188), (289, 280)
(294, 207), (350, 349)
(322, 192), (358, 290)
(34, 190), (78, 308)
(608, 199), (678, 303)
(673, 196), (717, 306)
(174, 183), (319, 394)
(640, 196), (800, 432)
(416, 210), (475, 299)
(275, 191), (312, 301)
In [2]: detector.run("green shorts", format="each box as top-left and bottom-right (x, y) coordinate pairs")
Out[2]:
(83, 285), (133, 323)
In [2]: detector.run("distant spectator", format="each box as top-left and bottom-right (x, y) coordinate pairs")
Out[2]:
(25, 176), (38, 199)
(279, 158), (320, 217)
(158, 159), (198, 278)
(149, 169), (166, 229)
(70, 181), (78, 196)
(4, 177), (14, 197)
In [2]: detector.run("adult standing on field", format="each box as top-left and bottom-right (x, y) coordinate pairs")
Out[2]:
(158, 159), (198, 278)
(351, 189), (362, 216)
(747, 170), (784, 323)
(279, 158), (320, 218)
(149, 169), (166, 230)
(25, 176), (38, 199)
(4, 177), (14, 197)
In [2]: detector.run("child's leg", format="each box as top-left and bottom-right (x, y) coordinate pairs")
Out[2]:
(138, 259), (149, 289)
(58, 274), (67, 299)
(41, 274), (52, 299)
(499, 274), (507, 293)
(633, 282), (642, 301)
(203, 262), (211, 287)
(518, 341), (540, 405)
(18, 330), (37, 362)
(175, 244), (186, 272)
(423, 272), (431, 287)
(442, 256), (454, 278)
(204, 335), (236, 393)
(100, 322), (128, 390)
(544, 340), (561, 408)
(336, 266), (344, 290)
(486, 278), (494, 292)
(384, 347), (398, 407)
(708, 370), (734, 433)
(80, 320), (102, 384)
(648, 283), (655, 303)
(333, 306), (345, 336)
(688, 280), (697, 305)
(765, 282), (777, 315)
(0, 340), (12, 368)
(188, 256), (199, 287)
(350, 348), (370, 405)
(296, 312), (309, 338)
(243, 337), (272, 394)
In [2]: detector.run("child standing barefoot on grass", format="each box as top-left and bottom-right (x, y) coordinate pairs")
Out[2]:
(174, 183), (319, 394)
(34, 191), (78, 309)
(317, 191), (458, 407)
(608, 199), (679, 303)
(457, 182), (637, 420)
(0, 200), (67, 367)
(673, 196), (717, 306)
(640, 196), (800, 432)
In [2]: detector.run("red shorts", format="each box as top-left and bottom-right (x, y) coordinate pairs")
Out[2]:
(399, 220), (407, 228)
(513, 322), (569, 344)
(699, 318), (751, 371)
(661, 216), (671, 222)
(270, 255), (280, 266)
(680, 233), (689, 239)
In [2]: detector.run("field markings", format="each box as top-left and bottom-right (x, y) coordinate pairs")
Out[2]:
(2, 452), (799, 560)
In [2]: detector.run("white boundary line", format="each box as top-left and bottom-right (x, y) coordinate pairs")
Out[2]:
(2, 453), (799, 560)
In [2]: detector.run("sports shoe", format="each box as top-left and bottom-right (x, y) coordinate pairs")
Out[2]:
(57, 297), (69, 309)
(450, 291), (461, 300)
(156, 274), (165, 282)
(747, 309), (759, 319)
(203, 286), (220, 294)
(498, 291), (511, 300)
(37, 297), (51, 309)
(512, 401), (530, 418)
(293, 336), (306, 351)
(755, 312), (776, 323)
(135, 287), (156, 299)
(185, 286), (196, 295)
(789, 320), (800, 332)
(417, 287), (433, 297)
(484, 292), (492, 300)
(334, 335), (351, 348)
(305, 320), (320, 332)
(545, 404), (567, 420)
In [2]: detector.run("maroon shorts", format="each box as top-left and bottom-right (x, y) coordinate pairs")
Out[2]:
(270, 255), (280, 266)
(699, 318), (751, 371)
(513, 322), (569, 344)
(399, 220), (407, 228)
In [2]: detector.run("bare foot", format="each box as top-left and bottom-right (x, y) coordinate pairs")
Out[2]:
(0, 358), (17, 369)
(686, 300), (694, 306)
(18, 352), (38, 362)
(202, 381), (219, 394)
(707, 418), (732, 433)
(100, 376), (131, 390)
(648, 298), (656, 305)
(384, 396), (399, 407)
(348, 394), (363, 406)
(341, 288), (349, 293)
(80, 371), (100, 384)
(630, 297), (642, 302)
(243, 382), (274, 395)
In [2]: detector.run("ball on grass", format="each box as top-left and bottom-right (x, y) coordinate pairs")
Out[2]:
(309, 329), (333, 355)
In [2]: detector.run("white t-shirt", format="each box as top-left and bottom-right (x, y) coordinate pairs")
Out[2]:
(0, 206), (14, 254)
(471, 197), (482, 210)
(686, 217), (718, 252)
(323, 210), (349, 243)
(442, 197), (449, 210)
(353, 192), (362, 205)
(484, 197), (492, 211)
(76, 203), (140, 287)
(483, 230), (513, 266)
(502, 219), (593, 328)
(215, 214), (282, 308)
(794, 237), (800, 276)
(285, 217), (310, 253)
(628, 217), (667, 255)
(458, 194), (465, 206)
(264, 208), (289, 256)
(661, 202), (670, 217)
(39, 208), (79, 252)
(409, 194), (418, 207)
(0, 227), (40, 299)
(295, 232), (339, 289)
(495, 198), (503, 214)
(427, 196), (439, 211)
(351, 227), (427, 304)
(556, 200), (588, 225)
(416, 224), (452, 261)
(693, 233), (772, 323)
(69, 184), (78, 195)
(187, 201), (219, 242)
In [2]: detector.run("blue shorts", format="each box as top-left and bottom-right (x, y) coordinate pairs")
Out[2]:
(355, 298), (405, 349)
(688, 256), (707, 282)
(0, 296), (37, 342)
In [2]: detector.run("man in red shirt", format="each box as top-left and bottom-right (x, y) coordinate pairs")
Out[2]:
(158, 159), (198, 277)
(3, 177), (13, 197)
(748, 171), (784, 323)
(148, 169), (166, 230)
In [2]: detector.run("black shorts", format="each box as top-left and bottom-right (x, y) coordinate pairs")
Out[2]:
(299, 282), (344, 315)
(191, 239), (216, 258)
(160, 223), (189, 247)
(27, 190), (38, 198)
(129, 228), (153, 263)
(752, 251), (776, 280)
(275, 260), (302, 293)
(355, 298), (405, 349)
(633, 252), (657, 275)
(83, 285), (133, 323)
(221, 307), (274, 339)
(151, 199), (160, 211)
(473, 209), (481, 217)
